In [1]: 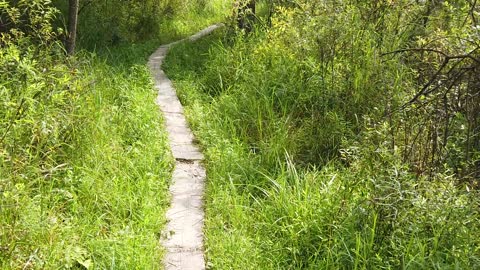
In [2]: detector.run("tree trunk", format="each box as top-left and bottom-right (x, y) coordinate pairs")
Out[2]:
(66, 0), (79, 55)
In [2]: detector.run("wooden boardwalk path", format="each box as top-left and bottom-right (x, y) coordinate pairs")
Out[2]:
(148, 24), (223, 270)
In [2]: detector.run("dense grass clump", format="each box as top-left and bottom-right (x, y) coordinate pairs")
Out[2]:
(163, 0), (480, 268)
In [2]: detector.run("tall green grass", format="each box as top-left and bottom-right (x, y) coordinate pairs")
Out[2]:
(163, 14), (480, 270)
(0, 40), (174, 269)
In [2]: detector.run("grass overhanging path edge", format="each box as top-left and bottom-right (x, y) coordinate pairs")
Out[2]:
(147, 23), (224, 270)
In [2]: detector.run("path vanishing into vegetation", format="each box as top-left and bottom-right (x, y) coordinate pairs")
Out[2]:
(148, 24), (224, 270)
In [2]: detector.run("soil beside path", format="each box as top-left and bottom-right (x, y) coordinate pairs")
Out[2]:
(148, 24), (223, 270)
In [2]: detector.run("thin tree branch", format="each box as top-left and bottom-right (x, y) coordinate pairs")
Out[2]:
(382, 47), (480, 64)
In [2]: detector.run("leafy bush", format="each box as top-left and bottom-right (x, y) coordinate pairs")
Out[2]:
(0, 0), (60, 47)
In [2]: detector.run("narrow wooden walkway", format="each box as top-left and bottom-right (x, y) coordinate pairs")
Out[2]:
(148, 24), (223, 270)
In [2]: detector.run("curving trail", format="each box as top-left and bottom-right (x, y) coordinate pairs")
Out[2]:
(148, 24), (223, 270)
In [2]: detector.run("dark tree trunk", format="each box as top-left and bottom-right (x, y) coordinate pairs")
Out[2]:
(67, 0), (79, 55)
